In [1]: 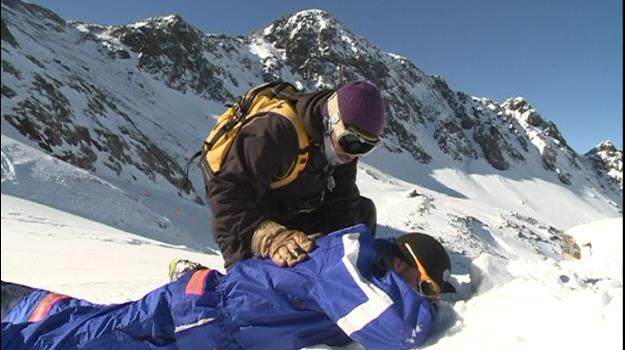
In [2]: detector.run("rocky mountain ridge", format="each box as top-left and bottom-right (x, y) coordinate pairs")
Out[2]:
(1, 0), (622, 203)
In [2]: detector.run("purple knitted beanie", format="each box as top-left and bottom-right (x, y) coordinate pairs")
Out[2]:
(331, 81), (385, 136)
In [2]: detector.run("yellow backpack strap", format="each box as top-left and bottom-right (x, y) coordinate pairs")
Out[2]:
(269, 102), (310, 189)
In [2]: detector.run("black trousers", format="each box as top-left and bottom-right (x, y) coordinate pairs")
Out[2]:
(1, 280), (34, 320)
(282, 196), (377, 236)
(355, 196), (377, 235)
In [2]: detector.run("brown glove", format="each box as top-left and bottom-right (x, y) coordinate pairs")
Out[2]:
(251, 220), (319, 267)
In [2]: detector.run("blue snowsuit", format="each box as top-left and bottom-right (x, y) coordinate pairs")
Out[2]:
(1, 225), (435, 349)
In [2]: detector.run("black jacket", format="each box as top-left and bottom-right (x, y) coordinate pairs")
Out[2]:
(205, 90), (362, 268)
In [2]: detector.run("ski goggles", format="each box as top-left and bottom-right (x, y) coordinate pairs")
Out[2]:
(403, 242), (441, 299)
(327, 92), (380, 156)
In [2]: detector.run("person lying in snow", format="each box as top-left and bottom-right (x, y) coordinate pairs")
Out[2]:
(1, 224), (456, 350)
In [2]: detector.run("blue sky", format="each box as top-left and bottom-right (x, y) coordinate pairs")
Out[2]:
(31, 0), (622, 153)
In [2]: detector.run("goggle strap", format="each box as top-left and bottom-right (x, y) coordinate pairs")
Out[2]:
(346, 128), (379, 145)
(327, 92), (342, 125)
(329, 92), (379, 143)
(403, 242), (439, 294)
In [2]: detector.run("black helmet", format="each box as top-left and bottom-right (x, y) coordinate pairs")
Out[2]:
(396, 233), (456, 293)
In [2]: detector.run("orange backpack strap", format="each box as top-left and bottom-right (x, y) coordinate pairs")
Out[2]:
(268, 102), (309, 189)
(203, 100), (309, 189)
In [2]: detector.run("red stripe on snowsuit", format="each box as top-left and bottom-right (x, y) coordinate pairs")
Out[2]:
(28, 292), (69, 322)
(185, 269), (211, 296)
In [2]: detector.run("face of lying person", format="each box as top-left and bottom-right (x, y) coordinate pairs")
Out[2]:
(391, 256), (441, 299)
(392, 256), (421, 291)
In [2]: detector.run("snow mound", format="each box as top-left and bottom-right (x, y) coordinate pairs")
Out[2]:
(563, 218), (623, 258)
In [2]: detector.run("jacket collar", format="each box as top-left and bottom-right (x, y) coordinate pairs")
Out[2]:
(295, 89), (335, 145)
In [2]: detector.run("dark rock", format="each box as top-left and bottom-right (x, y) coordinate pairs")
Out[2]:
(1, 18), (19, 47)
(526, 111), (544, 127)
(1, 84), (17, 98)
(2, 59), (23, 79)
(474, 124), (509, 170)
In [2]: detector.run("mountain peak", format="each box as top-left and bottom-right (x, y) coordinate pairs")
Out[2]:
(127, 13), (193, 32)
(595, 140), (618, 152)
(252, 7), (392, 89)
(585, 140), (623, 190)
(501, 97), (535, 114)
(501, 97), (548, 128)
(259, 8), (342, 38)
(290, 9), (332, 19)
(281, 9), (336, 26)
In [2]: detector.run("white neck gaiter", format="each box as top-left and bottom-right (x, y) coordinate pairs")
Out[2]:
(323, 133), (349, 166)
(322, 116), (350, 166)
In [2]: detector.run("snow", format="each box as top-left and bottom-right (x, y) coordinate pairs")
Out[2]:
(563, 218), (623, 278)
(1, 194), (224, 303)
(1, 135), (215, 252)
(439, 245), (623, 349)
(2, 134), (622, 349)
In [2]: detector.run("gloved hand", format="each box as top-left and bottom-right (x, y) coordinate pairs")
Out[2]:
(251, 220), (319, 267)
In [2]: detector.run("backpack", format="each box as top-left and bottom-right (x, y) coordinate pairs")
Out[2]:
(182, 81), (310, 191)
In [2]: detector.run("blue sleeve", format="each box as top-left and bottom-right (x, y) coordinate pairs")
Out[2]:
(310, 228), (435, 349)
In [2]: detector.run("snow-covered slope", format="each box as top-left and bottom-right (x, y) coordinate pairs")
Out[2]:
(2, 134), (216, 252)
(1, 193), (223, 303)
(3, 130), (618, 267)
(2, 175), (621, 349)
